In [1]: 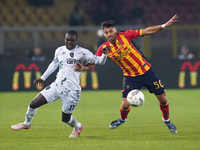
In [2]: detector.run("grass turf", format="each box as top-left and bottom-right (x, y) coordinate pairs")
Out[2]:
(0, 89), (200, 150)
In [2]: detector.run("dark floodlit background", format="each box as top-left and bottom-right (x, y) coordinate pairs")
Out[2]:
(0, 0), (200, 91)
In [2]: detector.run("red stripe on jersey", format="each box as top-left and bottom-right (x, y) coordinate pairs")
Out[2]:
(108, 55), (128, 74)
(113, 44), (118, 50)
(123, 57), (139, 76)
(128, 38), (151, 69)
(130, 41), (152, 70)
(117, 35), (125, 45)
(118, 60), (132, 76)
(109, 44), (133, 76)
(123, 47), (128, 51)
(129, 52), (147, 73)
(143, 58), (151, 68)
(95, 29), (151, 77)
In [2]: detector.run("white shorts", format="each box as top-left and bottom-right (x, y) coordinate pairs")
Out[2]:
(40, 82), (81, 114)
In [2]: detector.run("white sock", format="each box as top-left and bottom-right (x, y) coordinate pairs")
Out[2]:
(67, 115), (81, 130)
(23, 106), (37, 126)
(163, 118), (170, 122)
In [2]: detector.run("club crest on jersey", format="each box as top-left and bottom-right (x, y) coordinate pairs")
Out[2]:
(118, 41), (122, 46)
(70, 52), (74, 57)
(126, 85), (130, 89)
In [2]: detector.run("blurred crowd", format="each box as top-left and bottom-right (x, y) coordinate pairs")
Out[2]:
(76, 0), (200, 26)
(0, 0), (199, 60)
(0, 0), (199, 27)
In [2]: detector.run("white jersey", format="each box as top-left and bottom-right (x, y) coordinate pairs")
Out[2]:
(40, 45), (107, 90)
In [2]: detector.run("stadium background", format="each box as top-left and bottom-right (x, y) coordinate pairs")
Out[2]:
(0, 0), (200, 91)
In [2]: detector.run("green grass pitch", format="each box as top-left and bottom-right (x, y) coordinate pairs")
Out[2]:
(0, 89), (200, 150)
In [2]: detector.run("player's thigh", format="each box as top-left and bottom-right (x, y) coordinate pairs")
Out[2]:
(144, 69), (166, 95)
(40, 82), (60, 103)
(61, 90), (81, 114)
(30, 93), (47, 108)
(122, 76), (143, 98)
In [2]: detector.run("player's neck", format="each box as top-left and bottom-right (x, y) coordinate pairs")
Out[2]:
(110, 41), (116, 44)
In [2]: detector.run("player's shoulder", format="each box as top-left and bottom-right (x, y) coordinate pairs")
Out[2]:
(54, 45), (65, 53)
(56, 45), (65, 51)
(99, 41), (109, 49)
(118, 29), (142, 38)
(118, 29), (135, 34)
(118, 29), (127, 33)
(76, 45), (90, 52)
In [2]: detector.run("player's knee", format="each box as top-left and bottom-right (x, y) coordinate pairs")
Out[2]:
(159, 95), (168, 104)
(161, 100), (168, 105)
(122, 98), (130, 108)
(156, 93), (168, 104)
(62, 114), (71, 123)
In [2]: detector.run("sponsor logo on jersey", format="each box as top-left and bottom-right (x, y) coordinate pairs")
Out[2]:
(66, 58), (81, 64)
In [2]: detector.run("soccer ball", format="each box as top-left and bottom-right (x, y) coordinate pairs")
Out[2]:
(127, 89), (145, 107)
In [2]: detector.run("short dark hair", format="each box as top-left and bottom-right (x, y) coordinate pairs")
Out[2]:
(101, 20), (115, 29)
(66, 30), (78, 39)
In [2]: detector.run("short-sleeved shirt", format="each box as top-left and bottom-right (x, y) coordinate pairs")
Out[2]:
(96, 29), (151, 77)
(96, 29), (165, 96)
(41, 45), (106, 91)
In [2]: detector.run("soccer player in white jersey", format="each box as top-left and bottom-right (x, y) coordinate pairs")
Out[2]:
(11, 30), (110, 137)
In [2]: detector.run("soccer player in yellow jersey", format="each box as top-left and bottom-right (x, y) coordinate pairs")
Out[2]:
(75, 14), (178, 134)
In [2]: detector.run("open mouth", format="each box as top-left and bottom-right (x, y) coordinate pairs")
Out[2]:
(67, 44), (73, 47)
(66, 44), (74, 49)
(108, 36), (113, 41)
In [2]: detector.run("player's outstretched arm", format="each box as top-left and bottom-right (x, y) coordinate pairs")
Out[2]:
(142, 14), (178, 36)
(74, 63), (95, 71)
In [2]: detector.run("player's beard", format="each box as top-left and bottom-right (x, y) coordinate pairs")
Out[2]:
(108, 36), (116, 44)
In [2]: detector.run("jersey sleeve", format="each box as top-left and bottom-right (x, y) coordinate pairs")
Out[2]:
(95, 44), (104, 56)
(123, 29), (142, 41)
(82, 48), (107, 65)
(52, 48), (59, 64)
(40, 49), (59, 81)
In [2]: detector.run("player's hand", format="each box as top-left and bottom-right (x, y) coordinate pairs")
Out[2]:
(102, 46), (110, 54)
(165, 14), (178, 27)
(74, 62), (84, 71)
(33, 78), (44, 87)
